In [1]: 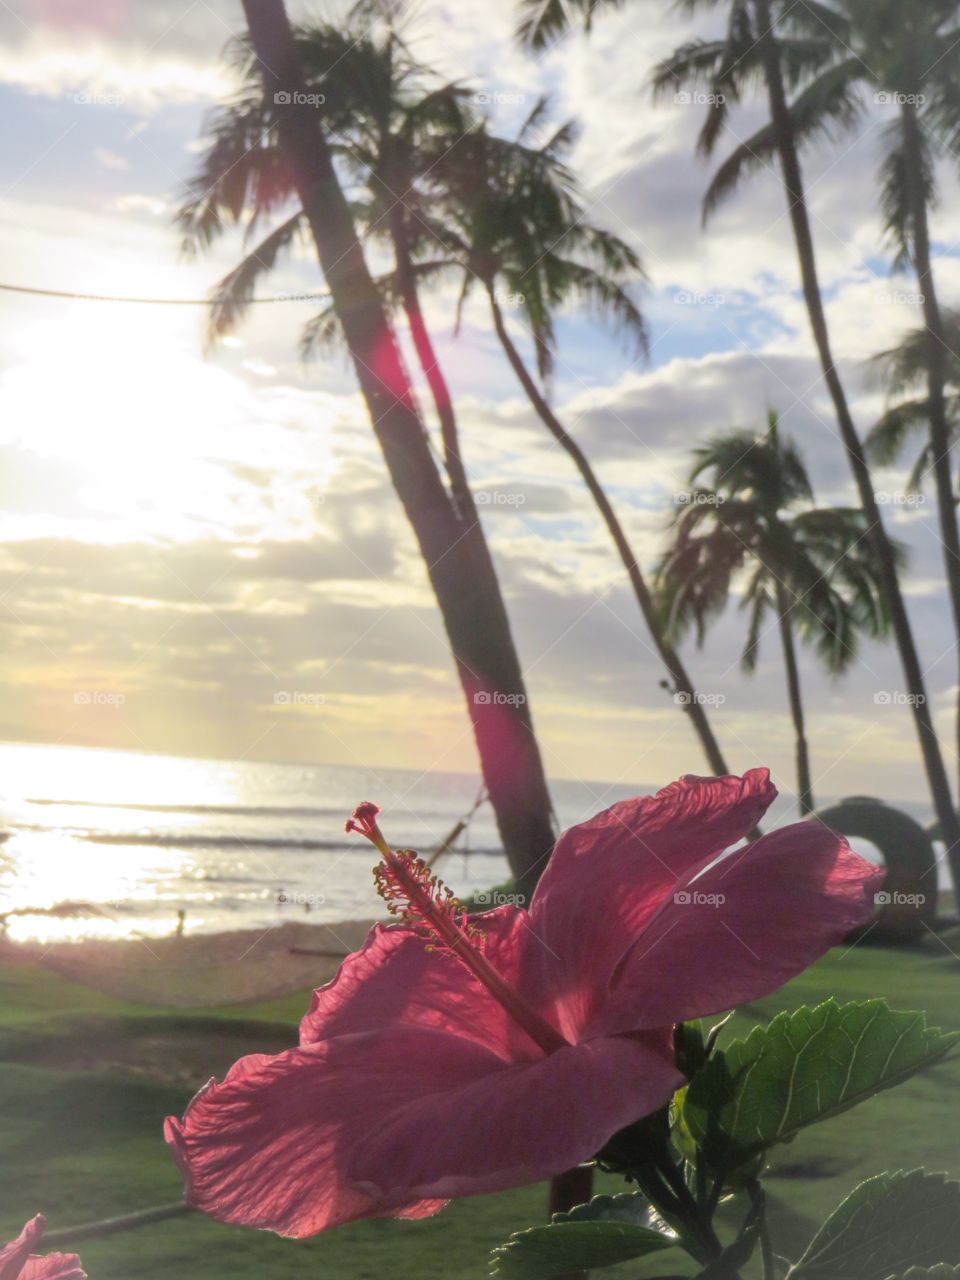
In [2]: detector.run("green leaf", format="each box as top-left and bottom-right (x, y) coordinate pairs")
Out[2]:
(788, 1170), (960, 1279)
(682, 1000), (957, 1166)
(491, 1221), (677, 1278)
(551, 1191), (648, 1225)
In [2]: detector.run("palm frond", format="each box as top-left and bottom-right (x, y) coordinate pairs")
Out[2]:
(783, 0), (853, 45)
(864, 398), (931, 466)
(651, 40), (743, 101)
(516, 0), (620, 48)
(869, 309), (960, 393)
(176, 101), (282, 255)
(702, 56), (864, 222)
(702, 123), (779, 224)
(300, 303), (344, 362)
(550, 258), (648, 355)
(878, 119), (936, 268)
(205, 211), (305, 349)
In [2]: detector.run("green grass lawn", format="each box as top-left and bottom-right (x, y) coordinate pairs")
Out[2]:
(1, 932), (958, 1279)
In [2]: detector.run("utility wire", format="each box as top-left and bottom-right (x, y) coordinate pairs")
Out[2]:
(0, 281), (325, 305)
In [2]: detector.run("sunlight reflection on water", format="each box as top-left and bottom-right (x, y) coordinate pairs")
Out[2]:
(0, 741), (941, 942)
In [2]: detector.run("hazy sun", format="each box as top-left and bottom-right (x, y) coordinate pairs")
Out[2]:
(0, 304), (335, 541)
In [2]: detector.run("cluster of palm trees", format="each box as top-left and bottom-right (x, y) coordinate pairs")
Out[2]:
(521, 0), (960, 897)
(191, 0), (960, 907)
(658, 413), (895, 817)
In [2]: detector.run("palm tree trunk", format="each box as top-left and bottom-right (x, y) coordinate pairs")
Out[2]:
(901, 100), (960, 802)
(753, 0), (960, 904)
(240, 0), (556, 897)
(392, 223), (476, 518)
(488, 286), (731, 777)
(775, 583), (814, 814)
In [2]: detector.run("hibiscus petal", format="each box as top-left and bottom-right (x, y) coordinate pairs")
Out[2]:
(0, 1218), (43, 1280)
(347, 1031), (681, 1203)
(527, 770), (776, 1037)
(20, 1257), (85, 1280)
(165, 1025), (680, 1237)
(300, 908), (552, 1062)
(593, 820), (883, 1036)
(0, 1219), (84, 1280)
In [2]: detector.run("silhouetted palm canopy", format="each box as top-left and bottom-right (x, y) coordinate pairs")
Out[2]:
(659, 411), (897, 811)
(867, 309), (960, 495)
(431, 104), (648, 378)
(513, 0), (960, 893)
(646, 1), (859, 224)
(782, 0), (960, 263)
(517, 0), (622, 47)
(658, 413), (894, 676)
(423, 108), (737, 776)
(178, 22), (468, 347)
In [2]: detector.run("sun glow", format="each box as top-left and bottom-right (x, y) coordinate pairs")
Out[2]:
(0, 306), (337, 542)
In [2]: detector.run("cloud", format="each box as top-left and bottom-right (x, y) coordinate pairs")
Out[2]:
(93, 144), (128, 170)
(0, 0), (958, 799)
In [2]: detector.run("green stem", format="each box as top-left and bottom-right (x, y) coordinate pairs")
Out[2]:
(639, 1129), (732, 1270)
(747, 1179), (775, 1280)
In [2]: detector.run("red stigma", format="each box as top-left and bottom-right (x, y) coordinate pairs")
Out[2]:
(345, 801), (382, 838)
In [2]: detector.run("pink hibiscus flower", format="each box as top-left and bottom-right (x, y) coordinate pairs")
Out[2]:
(0, 1216), (85, 1280)
(165, 768), (881, 1238)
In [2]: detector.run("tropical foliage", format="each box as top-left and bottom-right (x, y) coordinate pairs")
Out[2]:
(658, 413), (894, 812)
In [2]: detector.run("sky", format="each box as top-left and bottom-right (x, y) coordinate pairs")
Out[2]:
(1, 0), (959, 810)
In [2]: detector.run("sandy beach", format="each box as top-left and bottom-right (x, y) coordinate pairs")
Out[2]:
(0, 919), (379, 1008)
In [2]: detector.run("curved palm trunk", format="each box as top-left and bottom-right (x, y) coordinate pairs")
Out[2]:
(774, 583), (814, 814)
(240, 0), (556, 897)
(488, 287), (731, 777)
(752, 0), (960, 905)
(901, 101), (960, 800)
(393, 230), (475, 517)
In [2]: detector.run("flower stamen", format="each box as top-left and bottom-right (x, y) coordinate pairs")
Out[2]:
(346, 802), (569, 1056)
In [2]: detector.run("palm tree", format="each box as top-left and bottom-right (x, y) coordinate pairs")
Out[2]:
(181, 24), (475, 514)
(515, 0), (960, 904)
(784, 0), (960, 794)
(432, 111), (733, 776)
(866, 308), (960, 498)
(233, 0), (557, 896)
(658, 413), (896, 814)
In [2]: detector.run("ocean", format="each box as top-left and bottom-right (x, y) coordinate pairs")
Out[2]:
(0, 741), (642, 942)
(0, 741), (936, 943)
